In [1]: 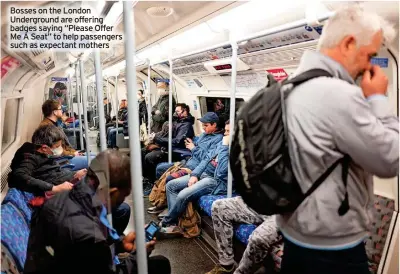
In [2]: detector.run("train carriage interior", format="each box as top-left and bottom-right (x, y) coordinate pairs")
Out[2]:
(0, 1), (399, 274)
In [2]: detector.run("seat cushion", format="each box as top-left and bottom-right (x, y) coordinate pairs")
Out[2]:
(1, 203), (30, 271)
(2, 188), (34, 224)
(198, 194), (238, 217)
(234, 224), (258, 245)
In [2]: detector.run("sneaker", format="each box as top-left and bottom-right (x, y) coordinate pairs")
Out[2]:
(205, 265), (236, 274)
(157, 208), (169, 220)
(159, 225), (183, 235)
(147, 206), (165, 214)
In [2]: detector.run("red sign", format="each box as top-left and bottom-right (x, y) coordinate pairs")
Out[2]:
(1, 56), (21, 79)
(266, 68), (288, 81)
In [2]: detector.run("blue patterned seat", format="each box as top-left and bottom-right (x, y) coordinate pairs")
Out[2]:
(234, 224), (258, 245)
(1, 203), (30, 272)
(198, 194), (239, 217)
(2, 188), (34, 224)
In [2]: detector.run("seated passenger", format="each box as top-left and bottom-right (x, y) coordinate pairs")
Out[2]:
(159, 120), (231, 234)
(107, 99), (128, 148)
(24, 150), (171, 274)
(142, 103), (195, 184)
(138, 89), (148, 127)
(39, 99), (93, 170)
(8, 125), (87, 195)
(147, 112), (224, 199)
(205, 197), (281, 274)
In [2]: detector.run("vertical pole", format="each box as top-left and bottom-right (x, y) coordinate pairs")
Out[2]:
(79, 60), (91, 164)
(227, 40), (238, 198)
(94, 50), (107, 151)
(168, 59), (173, 164)
(115, 76), (119, 131)
(123, 2), (148, 274)
(147, 62), (152, 136)
(68, 76), (76, 140)
(75, 64), (84, 150)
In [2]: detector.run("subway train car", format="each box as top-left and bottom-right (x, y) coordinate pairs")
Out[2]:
(1, 1), (399, 274)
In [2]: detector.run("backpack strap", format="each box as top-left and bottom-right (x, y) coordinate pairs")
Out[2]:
(284, 69), (332, 86)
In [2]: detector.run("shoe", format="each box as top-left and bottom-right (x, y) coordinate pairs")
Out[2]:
(159, 225), (183, 236)
(142, 179), (154, 198)
(147, 206), (165, 214)
(157, 208), (169, 220)
(205, 265), (236, 274)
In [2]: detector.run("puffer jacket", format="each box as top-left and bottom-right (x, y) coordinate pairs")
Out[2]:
(8, 142), (75, 195)
(153, 114), (195, 149)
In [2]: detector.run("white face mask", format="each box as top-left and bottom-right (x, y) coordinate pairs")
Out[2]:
(157, 88), (168, 95)
(51, 146), (64, 156)
(222, 135), (230, 146)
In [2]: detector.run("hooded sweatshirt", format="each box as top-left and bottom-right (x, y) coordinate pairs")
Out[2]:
(154, 114), (195, 149)
(8, 142), (75, 195)
(277, 51), (399, 249)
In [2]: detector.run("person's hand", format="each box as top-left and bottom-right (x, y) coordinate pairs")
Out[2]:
(52, 182), (73, 193)
(185, 138), (195, 150)
(146, 144), (159, 151)
(146, 239), (156, 253)
(155, 110), (161, 115)
(188, 176), (198, 187)
(123, 232), (136, 252)
(361, 65), (388, 98)
(118, 120), (124, 124)
(74, 169), (87, 180)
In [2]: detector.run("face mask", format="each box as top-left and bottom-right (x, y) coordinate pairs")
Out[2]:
(158, 88), (168, 96)
(51, 146), (63, 156)
(222, 135), (230, 146)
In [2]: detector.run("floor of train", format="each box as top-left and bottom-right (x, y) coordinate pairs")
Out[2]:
(87, 130), (219, 274)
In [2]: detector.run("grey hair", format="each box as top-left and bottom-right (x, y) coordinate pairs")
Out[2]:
(317, 5), (395, 50)
(32, 125), (64, 147)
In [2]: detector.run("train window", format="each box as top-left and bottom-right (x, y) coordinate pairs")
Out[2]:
(2, 98), (21, 154)
(198, 97), (245, 128)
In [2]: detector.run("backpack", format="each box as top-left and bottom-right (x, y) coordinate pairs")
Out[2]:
(230, 69), (350, 216)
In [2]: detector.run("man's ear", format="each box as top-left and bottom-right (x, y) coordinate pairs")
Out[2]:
(340, 35), (357, 55)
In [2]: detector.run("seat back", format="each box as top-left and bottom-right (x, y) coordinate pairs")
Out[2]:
(2, 188), (34, 224)
(365, 194), (396, 273)
(116, 133), (129, 148)
(1, 203), (30, 272)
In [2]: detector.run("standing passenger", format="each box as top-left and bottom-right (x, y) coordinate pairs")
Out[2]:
(279, 6), (398, 274)
(150, 80), (176, 133)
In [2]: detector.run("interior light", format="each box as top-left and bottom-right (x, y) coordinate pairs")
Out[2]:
(104, 1), (123, 26)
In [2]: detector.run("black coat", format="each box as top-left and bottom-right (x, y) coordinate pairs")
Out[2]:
(8, 143), (75, 195)
(153, 114), (195, 149)
(24, 181), (121, 274)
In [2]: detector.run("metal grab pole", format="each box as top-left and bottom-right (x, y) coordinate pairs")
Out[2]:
(227, 40), (238, 198)
(94, 50), (107, 151)
(123, 2), (148, 274)
(79, 60), (91, 164)
(115, 76), (119, 131)
(75, 64), (84, 150)
(168, 59), (173, 164)
(147, 62), (152, 136)
(68, 76), (76, 142)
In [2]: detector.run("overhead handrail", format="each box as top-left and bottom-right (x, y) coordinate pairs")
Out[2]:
(123, 1), (148, 274)
(79, 59), (91, 164)
(68, 74), (77, 142)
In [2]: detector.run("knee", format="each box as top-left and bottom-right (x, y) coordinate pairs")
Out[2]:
(211, 199), (223, 216)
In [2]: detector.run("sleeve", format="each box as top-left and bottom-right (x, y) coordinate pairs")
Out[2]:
(191, 135), (221, 161)
(214, 146), (229, 183)
(191, 147), (219, 179)
(12, 156), (54, 192)
(154, 122), (190, 147)
(62, 144), (76, 156)
(333, 92), (399, 178)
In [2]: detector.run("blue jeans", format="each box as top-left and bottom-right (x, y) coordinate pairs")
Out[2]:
(156, 162), (174, 179)
(108, 127), (123, 147)
(162, 174), (217, 225)
(69, 154), (96, 171)
(112, 202), (131, 235)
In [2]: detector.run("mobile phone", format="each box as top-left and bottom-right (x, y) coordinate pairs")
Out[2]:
(145, 221), (160, 242)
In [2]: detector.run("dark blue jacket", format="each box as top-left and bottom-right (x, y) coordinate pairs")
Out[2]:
(185, 131), (223, 171)
(191, 142), (230, 194)
(153, 114), (195, 150)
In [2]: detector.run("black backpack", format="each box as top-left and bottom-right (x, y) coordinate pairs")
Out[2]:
(230, 69), (350, 216)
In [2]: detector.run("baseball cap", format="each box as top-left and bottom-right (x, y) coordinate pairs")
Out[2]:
(198, 112), (219, 123)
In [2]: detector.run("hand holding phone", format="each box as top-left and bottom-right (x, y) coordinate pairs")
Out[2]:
(145, 221), (160, 242)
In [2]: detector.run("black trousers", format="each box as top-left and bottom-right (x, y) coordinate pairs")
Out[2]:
(118, 254), (171, 274)
(142, 149), (182, 182)
(280, 238), (370, 274)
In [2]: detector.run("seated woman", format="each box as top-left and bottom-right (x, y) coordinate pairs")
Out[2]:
(39, 99), (95, 170)
(8, 125), (87, 196)
(159, 121), (231, 234)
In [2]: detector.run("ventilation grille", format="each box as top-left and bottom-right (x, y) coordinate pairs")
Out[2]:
(1, 165), (11, 192)
(240, 45), (317, 68)
(173, 64), (208, 76)
(45, 61), (55, 72)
